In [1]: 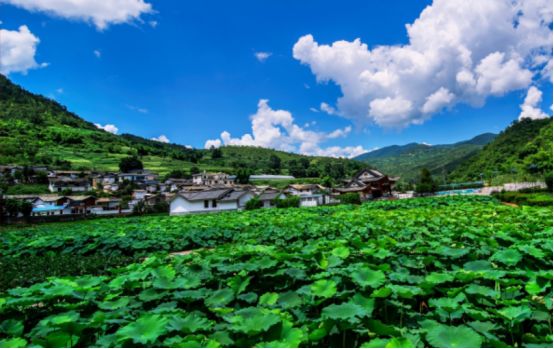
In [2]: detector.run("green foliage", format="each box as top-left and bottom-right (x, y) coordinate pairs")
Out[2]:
(273, 195), (300, 208)
(492, 191), (553, 206)
(415, 168), (438, 194)
(450, 118), (553, 183)
(338, 192), (361, 205)
(4, 184), (49, 195)
(245, 197), (263, 210)
(0, 195), (552, 347)
(119, 156), (143, 173)
(355, 133), (497, 183)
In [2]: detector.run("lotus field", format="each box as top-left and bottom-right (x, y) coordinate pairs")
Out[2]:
(0, 196), (552, 348)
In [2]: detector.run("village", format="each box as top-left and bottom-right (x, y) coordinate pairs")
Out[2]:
(0, 165), (401, 220)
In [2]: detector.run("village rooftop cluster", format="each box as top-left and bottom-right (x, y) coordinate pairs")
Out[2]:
(0, 165), (397, 219)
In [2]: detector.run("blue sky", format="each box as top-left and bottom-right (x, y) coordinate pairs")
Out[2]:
(1, 0), (552, 157)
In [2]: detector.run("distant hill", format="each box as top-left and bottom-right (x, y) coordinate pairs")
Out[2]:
(0, 74), (363, 178)
(354, 133), (497, 182)
(449, 118), (552, 183)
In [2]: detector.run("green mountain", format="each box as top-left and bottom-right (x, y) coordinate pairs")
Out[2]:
(449, 118), (553, 183)
(354, 133), (497, 183)
(0, 74), (363, 178)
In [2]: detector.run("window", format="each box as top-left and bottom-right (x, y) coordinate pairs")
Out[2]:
(212, 200), (217, 208)
(204, 200), (209, 208)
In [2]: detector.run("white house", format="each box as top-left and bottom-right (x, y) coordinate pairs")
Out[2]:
(284, 184), (328, 207)
(258, 190), (286, 208)
(192, 171), (234, 186)
(170, 188), (254, 215)
(118, 170), (158, 183)
(48, 176), (92, 193)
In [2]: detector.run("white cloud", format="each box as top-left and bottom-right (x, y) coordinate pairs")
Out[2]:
(518, 86), (549, 120)
(309, 107), (319, 113)
(93, 49), (101, 58)
(204, 138), (222, 149)
(56, 87), (63, 94)
(320, 102), (337, 115)
(204, 99), (368, 158)
(1, 0), (153, 30)
(151, 134), (170, 143)
(0, 25), (47, 75)
(254, 51), (272, 62)
(421, 87), (454, 114)
(148, 20), (157, 28)
(94, 123), (119, 134)
(293, 0), (552, 128)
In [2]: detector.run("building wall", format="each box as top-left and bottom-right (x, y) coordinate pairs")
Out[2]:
(238, 193), (255, 208)
(170, 196), (239, 215)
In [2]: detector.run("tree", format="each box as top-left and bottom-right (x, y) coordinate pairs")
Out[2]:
(235, 168), (251, 184)
(190, 166), (200, 176)
(210, 146), (223, 159)
(269, 155), (281, 174)
(321, 176), (334, 188)
(119, 156), (143, 173)
(245, 197), (263, 210)
(19, 201), (33, 219)
(415, 168), (438, 194)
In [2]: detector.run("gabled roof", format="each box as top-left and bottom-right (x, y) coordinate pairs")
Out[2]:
(286, 184), (325, 191)
(219, 190), (253, 202)
(258, 191), (283, 201)
(354, 168), (384, 179)
(180, 188), (233, 201)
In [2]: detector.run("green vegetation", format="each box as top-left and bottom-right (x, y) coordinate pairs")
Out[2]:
(354, 133), (497, 183)
(337, 192), (361, 205)
(0, 196), (551, 347)
(450, 118), (553, 184)
(492, 190), (553, 207)
(415, 168), (438, 194)
(4, 184), (49, 195)
(0, 74), (363, 178)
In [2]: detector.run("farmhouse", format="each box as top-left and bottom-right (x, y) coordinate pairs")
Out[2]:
(118, 170), (158, 183)
(170, 188), (254, 215)
(48, 176), (92, 193)
(258, 190), (286, 208)
(285, 184), (329, 207)
(192, 171), (234, 186)
(30, 195), (96, 216)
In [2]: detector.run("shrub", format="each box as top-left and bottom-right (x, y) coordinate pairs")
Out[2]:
(245, 197), (263, 210)
(338, 192), (361, 205)
(273, 196), (300, 208)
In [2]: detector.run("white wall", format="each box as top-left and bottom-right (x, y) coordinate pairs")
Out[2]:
(170, 196), (239, 215)
(238, 193), (255, 208)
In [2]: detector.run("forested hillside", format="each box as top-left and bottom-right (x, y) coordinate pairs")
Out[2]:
(0, 75), (363, 178)
(354, 133), (497, 183)
(449, 118), (553, 183)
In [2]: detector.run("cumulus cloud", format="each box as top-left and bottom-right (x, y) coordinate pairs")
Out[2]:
(1, 0), (153, 30)
(254, 51), (272, 62)
(518, 86), (549, 120)
(293, 0), (552, 128)
(204, 99), (368, 158)
(204, 139), (222, 149)
(94, 123), (119, 134)
(151, 134), (170, 143)
(0, 25), (47, 75)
